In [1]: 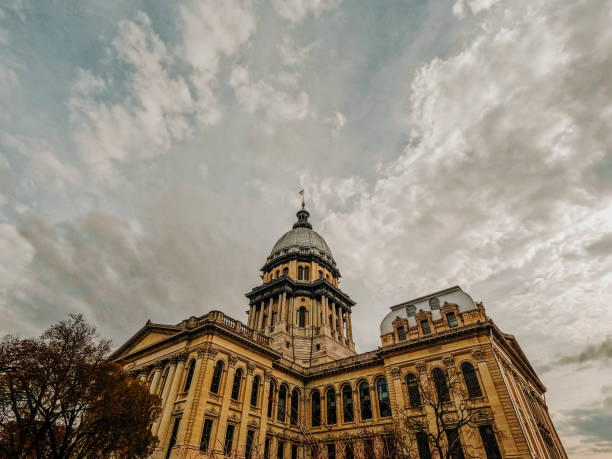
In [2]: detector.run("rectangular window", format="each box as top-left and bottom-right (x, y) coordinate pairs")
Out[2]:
(364, 438), (374, 459)
(416, 432), (431, 459)
(382, 436), (393, 459)
(291, 444), (298, 459)
(446, 312), (458, 328)
(245, 429), (255, 459)
(421, 320), (431, 335)
(199, 418), (214, 452)
(478, 425), (502, 459)
(446, 429), (465, 459)
(223, 424), (235, 456)
(264, 437), (271, 459)
(166, 417), (181, 459)
(397, 326), (406, 341)
(277, 440), (285, 459)
(327, 443), (336, 459)
(345, 442), (354, 459)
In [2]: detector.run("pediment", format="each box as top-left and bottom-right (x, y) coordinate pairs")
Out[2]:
(111, 322), (182, 361)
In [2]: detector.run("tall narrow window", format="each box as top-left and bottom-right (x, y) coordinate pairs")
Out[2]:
(342, 385), (354, 422)
(478, 425), (502, 459)
(210, 361), (223, 394)
(267, 381), (276, 418)
(277, 441), (285, 459)
(432, 368), (450, 402)
(251, 375), (260, 406)
(421, 320), (431, 335)
(290, 389), (299, 425)
(312, 390), (321, 427)
(298, 266), (304, 280)
(223, 424), (235, 456)
(359, 381), (372, 420)
(264, 437), (270, 459)
(461, 362), (482, 398)
(231, 368), (243, 400)
(277, 385), (287, 422)
(406, 373), (421, 407)
(304, 267), (309, 280)
(377, 378), (392, 417)
(446, 429), (465, 459)
(416, 432), (431, 459)
(245, 429), (255, 459)
(326, 388), (337, 424)
(183, 359), (196, 393)
(199, 418), (213, 452)
(397, 326), (406, 341)
(166, 417), (181, 459)
(159, 368), (169, 395)
(364, 438), (374, 459)
(446, 312), (458, 328)
(327, 443), (336, 459)
(298, 307), (306, 327)
(291, 444), (298, 459)
(382, 436), (393, 459)
(345, 442), (354, 459)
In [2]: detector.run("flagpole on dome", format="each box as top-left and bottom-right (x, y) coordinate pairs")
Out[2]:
(299, 189), (305, 209)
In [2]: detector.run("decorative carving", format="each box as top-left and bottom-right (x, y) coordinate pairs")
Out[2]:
(227, 355), (237, 368)
(443, 356), (455, 368)
(390, 367), (401, 379)
(154, 361), (164, 370)
(472, 349), (486, 362)
(207, 348), (218, 360)
(247, 363), (255, 375)
(264, 370), (272, 382)
(228, 413), (240, 423)
(186, 316), (198, 329)
(415, 361), (427, 374)
(247, 420), (259, 429)
(197, 346), (208, 358)
(177, 352), (189, 363)
(204, 408), (218, 418)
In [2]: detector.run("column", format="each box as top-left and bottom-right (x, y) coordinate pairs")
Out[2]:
(331, 302), (337, 336)
(247, 305), (254, 328)
(258, 371), (272, 448)
(187, 348), (219, 448)
(157, 355), (187, 448)
(215, 355), (238, 454)
(153, 359), (176, 436)
(323, 296), (329, 326)
(314, 298), (319, 327)
(266, 298), (273, 327)
(149, 364), (163, 394)
(257, 302), (265, 330)
(389, 367), (405, 412)
(237, 363), (256, 452)
(281, 292), (287, 324)
(347, 313), (354, 342)
(176, 352), (204, 449)
(338, 308), (345, 340)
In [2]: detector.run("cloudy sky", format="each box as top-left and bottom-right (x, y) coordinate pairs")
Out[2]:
(1, 0), (611, 455)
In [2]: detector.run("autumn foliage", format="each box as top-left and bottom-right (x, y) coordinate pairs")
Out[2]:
(0, 314), (161, 458)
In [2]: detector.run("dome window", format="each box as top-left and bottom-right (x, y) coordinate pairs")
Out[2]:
(429, 297), (440, 310)
(405, 304), (416, 316)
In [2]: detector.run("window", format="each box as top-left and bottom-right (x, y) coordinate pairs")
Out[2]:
(420, 320), (431, 335)
(312, 390), (321, 427)
(200, 418), (213, 452)
(283, 267), (288, 275)
(416, 431), (431, 459)
(304, 267), (310, 280)
(326, 388), (337, 424)
(359, 381), (372, 420)
(264, 437), (270, 459)
(267, 381), (276, 418)
(276, 270), (280, 278)
(432, 368), (450, 402)
(278, 385), (287, 422)
(364, 438), (374, 459)
(166, 417), (181, 459)
(159, 367), (169, 395)
(245, 430), (255, 459)
(429, 297), (440, 310)
(382, 436), (394, 459)
(183, 360), (196, 393)
(342, 385), (354, 422)
(298, 266), (304, 280)
(461, 362), (482, 398)
(397, 326), (406, 341)
(406, 304), (416, 316)
(277, 441), (285, 459)
(327, 443), (336, 459)
(406, 373), (421, 407)
(478, 425), (502, 459)
(291, 444), (298, 459)
(210, 361), (223, 394)
(344, 442), (354, 459)
(224, 424), (235, 456)
(319, 270), (323, 278)
(446, 429), (465, 459)
(377, 378), (392, 417)
(290, 389), (299, 425)
(251, 375), (260, 406)
(446, 312), (458, 328)
(231, 368), (242, 400)
(298, 307), (307, 327)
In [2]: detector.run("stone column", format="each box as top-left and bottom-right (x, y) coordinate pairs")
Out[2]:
(281, 292), (287, 324)
(338, 308), (345, 340)
(347, 313), (354, 342)
(247, 305), (254, 327)
(237, 363), (256, 452)
(149, 364), (163, 394)
(331, 302), (337, 336)
(157, 355), (187, 448)
(215, 355), (237, 452)
(187, 348), (218, 447)
(266, 298), (273, 328)
(323, 296), (329, 326)
(257, 301), (265, 330)
(258, 371), (272, 448)
(153, 359), (176, 436)
(176, 351), (204, 450)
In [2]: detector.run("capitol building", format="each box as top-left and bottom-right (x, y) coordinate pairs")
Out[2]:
(113, 206), (567, 459)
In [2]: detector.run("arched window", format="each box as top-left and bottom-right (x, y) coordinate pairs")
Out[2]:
(304, 267), (310, 280)
(377, 378), (392, 417)
(267, 381), (276, 418)
(326, 388), (337, 424)
(461, 362), (482, 398)
(298, 307), (307, 328)
(311, 390), (321, 427)
(298, 266), (304, 280)
(406, 373), (421, 407)
(210, 361), (223, 394)
(231, 368), (242, 400)
(342, 385), (354, 422)
(283, 267), (289, 276)
(183, 359), (196, 393)
(250, 375), (260, 407)
(432, 368), (450, 403)
(359, 381), (372, 420)
(277, 385), (287, 422)
(290, 389), (299, 425)
(429, 297), (440, 310)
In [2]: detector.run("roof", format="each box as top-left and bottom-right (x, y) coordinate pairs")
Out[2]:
(271, 227), (333, 259)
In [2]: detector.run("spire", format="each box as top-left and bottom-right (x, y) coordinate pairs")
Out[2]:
(293, 204), (313, 229)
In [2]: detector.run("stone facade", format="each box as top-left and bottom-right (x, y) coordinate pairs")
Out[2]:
(112, 208), (567, 459)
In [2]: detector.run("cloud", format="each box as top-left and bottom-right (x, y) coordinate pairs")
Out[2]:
(277, 36), (317, 67)
(272, 0), (342, 23)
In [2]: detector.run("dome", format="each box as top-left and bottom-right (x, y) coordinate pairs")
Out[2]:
(271, 227), (334, 259)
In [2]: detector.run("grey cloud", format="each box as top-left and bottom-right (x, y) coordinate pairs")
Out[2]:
(585, 233), (612, 257)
